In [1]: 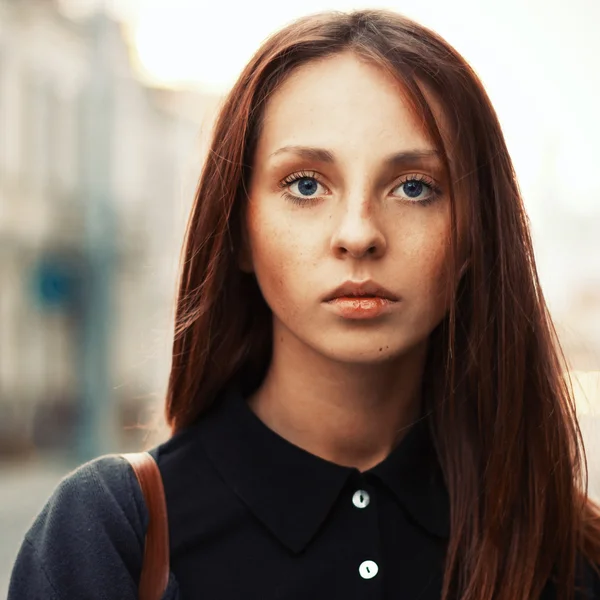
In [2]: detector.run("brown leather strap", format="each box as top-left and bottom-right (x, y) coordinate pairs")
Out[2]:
(122, 452), (170, 600)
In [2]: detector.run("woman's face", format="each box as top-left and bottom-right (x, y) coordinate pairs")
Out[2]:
(244, 51), (454, 365)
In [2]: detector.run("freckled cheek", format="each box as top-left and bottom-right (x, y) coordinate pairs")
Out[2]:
(401, 228), (452, 298)
(246, 208), (315, 312)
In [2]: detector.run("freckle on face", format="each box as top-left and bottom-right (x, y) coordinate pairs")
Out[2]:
(245, 51), (454, 365)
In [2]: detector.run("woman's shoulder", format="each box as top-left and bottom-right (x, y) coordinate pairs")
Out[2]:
(28, 453), (149, 544)
(8, 454), (149, 600)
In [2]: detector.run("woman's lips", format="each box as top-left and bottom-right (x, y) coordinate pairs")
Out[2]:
(324, 296), (396, 320)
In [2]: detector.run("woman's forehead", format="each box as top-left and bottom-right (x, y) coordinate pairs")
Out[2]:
(255, 52), (446, 162)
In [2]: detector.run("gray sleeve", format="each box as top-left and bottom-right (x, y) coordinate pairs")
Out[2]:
(7, 538), (60, 600)
(7, 455), (148, 600)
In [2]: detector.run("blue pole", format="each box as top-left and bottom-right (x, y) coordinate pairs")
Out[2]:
(75, 12), (118, 463)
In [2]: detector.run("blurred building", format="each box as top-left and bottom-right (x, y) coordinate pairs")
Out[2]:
(543, 198), (600, 373)
(531, 138), (600, 375)
(0, 0), (218, 458)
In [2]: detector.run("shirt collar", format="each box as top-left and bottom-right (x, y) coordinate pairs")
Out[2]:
(368, 414), (450, 539)
(194, 383), (449, 553)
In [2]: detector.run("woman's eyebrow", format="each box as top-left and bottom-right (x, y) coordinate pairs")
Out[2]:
(269, 145), (441, 167)
(269, 146), (335, 163)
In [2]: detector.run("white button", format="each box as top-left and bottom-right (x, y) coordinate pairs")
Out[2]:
(352, 489), (370, 508)
(359, 560), (379, 579)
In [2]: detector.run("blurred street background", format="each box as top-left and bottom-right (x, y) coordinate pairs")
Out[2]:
(0, 0), (599, 593)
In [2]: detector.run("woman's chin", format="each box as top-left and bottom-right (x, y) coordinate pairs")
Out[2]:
(317, 342), (411, 366)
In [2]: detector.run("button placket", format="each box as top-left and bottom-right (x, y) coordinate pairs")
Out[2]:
(345, 475), (382, 588)
(350, 480), (380, 582)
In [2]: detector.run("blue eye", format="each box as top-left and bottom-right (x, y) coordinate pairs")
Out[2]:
(402, 180), (425, 198)
(294, 178), (319, 196)
(280, 171), (327, 205)
(392, 175), (440, 205)
(289, 177), (324, 197)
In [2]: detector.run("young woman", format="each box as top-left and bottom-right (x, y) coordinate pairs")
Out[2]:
(9, 9), (600, 600)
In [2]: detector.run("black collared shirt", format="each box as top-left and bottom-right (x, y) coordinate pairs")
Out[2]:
(8, 384), (600, 599)
(161, 384), (449, 598)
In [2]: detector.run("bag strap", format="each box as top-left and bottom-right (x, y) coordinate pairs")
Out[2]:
(121, 452), (170, 600)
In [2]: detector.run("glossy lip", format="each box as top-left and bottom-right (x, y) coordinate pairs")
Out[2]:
(322, 280), (400, 320)
(322, 280), (400, 303)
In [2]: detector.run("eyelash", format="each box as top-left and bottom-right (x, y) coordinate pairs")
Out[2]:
(278, 171), (442, 207)
(397, 173), (442, 206)
(278, 170), (323, 207)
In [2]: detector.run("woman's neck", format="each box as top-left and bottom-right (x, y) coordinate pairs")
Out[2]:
(247, 323), (428, 472)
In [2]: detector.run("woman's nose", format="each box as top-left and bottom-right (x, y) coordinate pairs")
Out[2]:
(330, 201), (387, 260)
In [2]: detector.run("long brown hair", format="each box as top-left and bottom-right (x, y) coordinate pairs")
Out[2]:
(164, 9), (600, 599)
